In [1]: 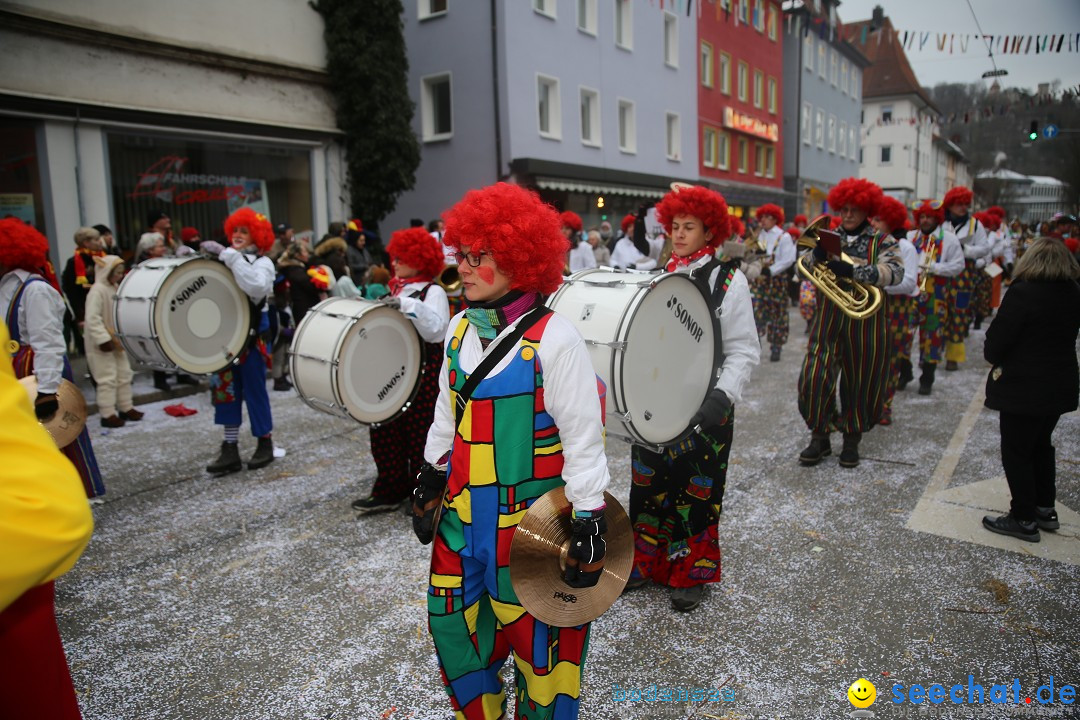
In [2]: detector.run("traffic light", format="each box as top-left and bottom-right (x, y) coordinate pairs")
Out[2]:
(1028, 121), (1039, 141)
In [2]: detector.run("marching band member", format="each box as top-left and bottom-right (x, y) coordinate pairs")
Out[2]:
(562, 211), (596, 273)
(983, 206), (1013, 310)
(942, 186), (990, 369)
(417, 183), (609, 719)
(751, 204), (795, 362)
(352, 227), (449, 515)
(875, 197), (919, 425)
(907, 201), (964, 395)
(797, 179), (904, 468)
(626, 185), (759, 612)
(200, 208), (277, 475)
(610, 210), (658, 271)
(0, 218), (104, 498)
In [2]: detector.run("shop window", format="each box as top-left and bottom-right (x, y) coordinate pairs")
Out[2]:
(0, 119), (46, 232)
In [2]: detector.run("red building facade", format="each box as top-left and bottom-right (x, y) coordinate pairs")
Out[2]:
(698, 0), (785, 216)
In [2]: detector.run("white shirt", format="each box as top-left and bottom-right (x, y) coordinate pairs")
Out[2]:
(424, 311), (610, 513)
(0, 270), (66, 394)
(569, 242), (598, 273)
(395, 280), (450, 344)
(219, 248), (275, 304)
(886, 237), (920, 298)
(906, 227), (965, 280)
(950, 216), (991, 265)
(610, 237), (657, 270)
(990, 229), (1015, 265)
(756, 225), (796, 275)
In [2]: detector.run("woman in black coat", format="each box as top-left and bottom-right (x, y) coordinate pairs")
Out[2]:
(276, 242), (322, 325)
(982, 237), (1080, 542)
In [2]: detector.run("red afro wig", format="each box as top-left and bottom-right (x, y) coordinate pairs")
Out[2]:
(654, 185), (731, 248)
(942, 186), (973, 209)
(730, 218), (745, 238)
(829, 215), (843, 230)
(224, 207), (274, 253)
(620, 214), (636, 234)
(560, 211), (583, 233)
(913, 201), (945, 226)
(977, 212), (1001, 232)
(827, 178), (883, 217)
(387, 227), (446, 279)
(443, 183), (568, 295)
(875, 196), (909, 233)
(793, 214), (809, 226)
(755, 203), (785, 224)
(0, 218), (50, 273)
(985, 205), (1006, 219)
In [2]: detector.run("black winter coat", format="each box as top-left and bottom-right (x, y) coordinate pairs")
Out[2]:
(278, 259), (323, 324)
(983, 279), (1080, 416)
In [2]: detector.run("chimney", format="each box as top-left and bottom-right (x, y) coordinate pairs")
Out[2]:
(871, 5), (884, 31)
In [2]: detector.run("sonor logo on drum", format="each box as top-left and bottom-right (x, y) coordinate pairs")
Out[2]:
(169, 275), (208, 312)
(377, 365), (407, 402)
(666, 295), (704, 343)
(553, 591), (578, 603)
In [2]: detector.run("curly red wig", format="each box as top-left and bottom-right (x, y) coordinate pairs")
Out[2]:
(875, 196), (909, 233)
(620, 214), (636, 234)
(560, 211), (583, 233)
(942, 186), (973, 209)
(224, 207), (275, 253)
(827, 178), (883, 216)
(0, 218), (50, 273)
(913, 201), (945, 226)
(730, 218), (745, 238)
(443, 183), (568, 295)
(829, 215), (843, 230)
(755, 203), (785, 224)
(977, 212), (1001, 232)
(654, 185), (731, 248)
(985, 205), (1006, 219)
(387, 227), (445, 279)
(793, 214), (809, 226)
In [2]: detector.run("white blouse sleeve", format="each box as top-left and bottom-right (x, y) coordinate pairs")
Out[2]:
(770, 232), (796, 275)
(886, 239), (919, 296)
(398, 283), (450, 344)
(933, 231), (965, 277)
(23, 281), (67, 394)
(220, 249), (275, 303)
(423, 317), (461, 467)
(713, 269), (760, 404)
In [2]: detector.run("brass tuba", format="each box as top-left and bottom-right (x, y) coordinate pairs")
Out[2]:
(436, 264), (462, 292)
(795, 215), (883, 320)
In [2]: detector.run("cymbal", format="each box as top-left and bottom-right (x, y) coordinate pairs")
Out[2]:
(509, 488), (633, 627)
(18, 375), (88, 447)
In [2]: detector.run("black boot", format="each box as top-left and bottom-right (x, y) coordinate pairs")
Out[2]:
(897, 359), (914, 390)
(207, 441), (242, 475)
(973, 316), (983, 330)
(798, 434), (832, 466)
(839, 432), (861, 468)
(918, 363), (936, 395)
(248, 436), (275, 470)
(153, 370), (171, 391)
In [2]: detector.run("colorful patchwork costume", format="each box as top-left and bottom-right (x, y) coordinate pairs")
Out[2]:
(881, 234), (920, 421)
(907, 218), (964, 371)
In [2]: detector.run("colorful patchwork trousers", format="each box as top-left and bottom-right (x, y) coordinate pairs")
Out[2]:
(916, 279), (950, 366)
(883, 294), (917, 417)
(752, 275), (790, 349)
(972, 267), (992, 320)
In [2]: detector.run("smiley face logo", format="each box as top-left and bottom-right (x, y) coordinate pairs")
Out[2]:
(847, 678), (876, 708)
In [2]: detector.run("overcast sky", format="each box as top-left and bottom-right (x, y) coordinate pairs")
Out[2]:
(836, 0), (1080, 93)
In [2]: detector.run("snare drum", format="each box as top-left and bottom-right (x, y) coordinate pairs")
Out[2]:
(115, 256), (252, 374)
(289, 297), (423, 425)
(547, 268), (716, 447)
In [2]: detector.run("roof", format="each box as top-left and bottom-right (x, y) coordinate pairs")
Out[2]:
(846, 16), (939, 113)
(975, 168), (1033, 182)
(1025, 175), (1066, 186)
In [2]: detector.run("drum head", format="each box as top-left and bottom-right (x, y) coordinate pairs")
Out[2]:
(153, 258), (250, 374)
(337, 303), (423, 424)
(616, 273), (715, 445)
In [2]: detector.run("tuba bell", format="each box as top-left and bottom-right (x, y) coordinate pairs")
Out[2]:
(436, 264), (462, 292)
(795, 215), (883, 320)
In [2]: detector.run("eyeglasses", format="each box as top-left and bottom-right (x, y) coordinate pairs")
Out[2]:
(452, 250), (489, 267)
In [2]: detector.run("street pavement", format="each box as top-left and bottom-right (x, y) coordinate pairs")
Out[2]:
(57, 308), (1079, 719)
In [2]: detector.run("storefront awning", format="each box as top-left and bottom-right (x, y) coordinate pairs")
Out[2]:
(535, 177), (667, 199)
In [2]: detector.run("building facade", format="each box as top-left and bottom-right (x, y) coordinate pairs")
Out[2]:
(930, 136), (972, 202)
(975, 169), (1070, 224)
(781, 0), (867, 219)
(386, 0), (698, 233)
(0, 0), (348, 270)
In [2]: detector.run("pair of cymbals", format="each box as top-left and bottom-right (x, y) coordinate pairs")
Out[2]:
(18, 375), (87, 447)
(509, 488), (633, 627)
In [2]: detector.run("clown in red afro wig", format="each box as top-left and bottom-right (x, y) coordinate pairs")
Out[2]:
(443, 183), (568, 296)
(793, 214), (809, 227)
(829, 215), (843, 230)
(224, 207), (275, 254)
(730, 217), (746, 238)
(976, 212), (1001, 232)
(912, 201), (945, 226)
(942, 186), (973, 210)
(827, 178), (884, 217)
(654, 185), (731, 248)
(387, 227), (446, 279)
(985, 205), (1006, 219)
(755, 203), (785, 224)
(875, 196), (909, 233)
(620, 213), (636, 234)
(560, 210), (583, 233)
(0, 218), (50, 273)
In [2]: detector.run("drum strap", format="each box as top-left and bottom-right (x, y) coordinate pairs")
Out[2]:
(409, 283), (435, 302)
(688, 258), (738, 371)
(454, 305), (552, 430)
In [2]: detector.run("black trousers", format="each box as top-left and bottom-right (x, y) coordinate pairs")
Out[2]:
(999, 411), (1060, 521)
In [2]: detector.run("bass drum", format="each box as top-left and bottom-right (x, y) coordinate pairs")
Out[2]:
(289, 297), (423, 425)
(547, 268), (716, 447)
(115, 256), (252, 374)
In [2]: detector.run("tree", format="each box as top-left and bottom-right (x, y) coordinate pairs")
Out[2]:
(311, 0), (420, 228)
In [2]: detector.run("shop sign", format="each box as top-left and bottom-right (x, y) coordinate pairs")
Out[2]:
(722, 108), (779, 142)
(128, 155), (250, 206)
(0, 193), (35, 223)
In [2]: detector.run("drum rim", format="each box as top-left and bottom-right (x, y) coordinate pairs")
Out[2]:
(289, 297), (355, 421)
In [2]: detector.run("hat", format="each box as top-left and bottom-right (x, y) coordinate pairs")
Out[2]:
(180, 227), (201, 244)
(92, 224), (113, 236)
(275, 222), (292, 234)
(146, 209), (169, 228)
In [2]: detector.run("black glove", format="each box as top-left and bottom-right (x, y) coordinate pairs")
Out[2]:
(689, 388), (732, 431)
(35, 392), (59, 422)
(826, 259), (855, 279)
(812, 245), (827, 263)
(565, 508), (607, 589)
(411, 463), (447, 545)
(760, 265), (772, 277)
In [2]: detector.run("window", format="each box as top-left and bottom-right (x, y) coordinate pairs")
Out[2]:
(701, 42), (714, 87)
(753, 70), (764, 108)
(618, 98), (636, 153)
(577, 0), (597, 34)
(615, 0), (632, 49)
(418, 0), (447, 20)
(737, 138), (748, 173)
(840, 60), (848, 95)
(754, 144), (764, 176)
(738, 0), (749, 24)
(880, 145), (892, 164)
(804, 34), (814, 70)
(580, 87), (600, 147)
(859, 147), (863, 164)
(754, 0), (765, 32)
(768, 6), (777, 40)
(881, 105), (893, 123)
(665, 112), (681, 161)
(718, 52), (731, 94)
(815, 108), (825, 149)
(827, 114), (836, 153)
(849, 126), (857, 160)
(703, 127), (717, 168)
(533, 0), (555, 18)
(537, 74), (561, 139)
(850, 70), (858, 99)
(717, 132), (730, 169)
(802, 102), (812, 145)
(767, 76), (777, 114)
(765, 146), (775, 178)
(663, 12), (678, 67)
(737, 61), (748, 102)
(818, 41), (826, 78)
(830, 49), (838, 86)
(421, 72), (453, 141)
(838, 120), (846, 157)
